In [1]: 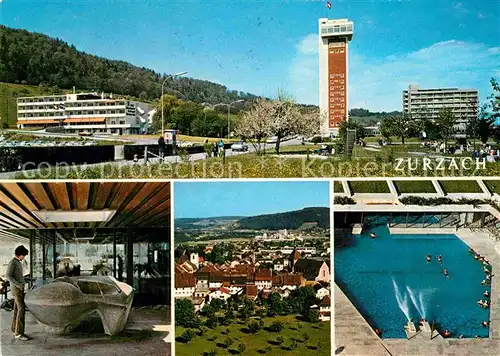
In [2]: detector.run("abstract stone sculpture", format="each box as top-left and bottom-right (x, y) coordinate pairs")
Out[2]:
(25, 276), (134, 336)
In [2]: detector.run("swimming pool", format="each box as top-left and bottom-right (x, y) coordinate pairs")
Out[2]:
(335, 223), (491, 339)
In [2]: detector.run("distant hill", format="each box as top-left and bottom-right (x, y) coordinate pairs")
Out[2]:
(349, 108), (401, 117)
(236, 207), (330, 230)
(175, 216), (244, 230)
(0, 26), (259, 115)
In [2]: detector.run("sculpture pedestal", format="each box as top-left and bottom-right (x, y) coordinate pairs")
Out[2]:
(404, 321), (419, 339)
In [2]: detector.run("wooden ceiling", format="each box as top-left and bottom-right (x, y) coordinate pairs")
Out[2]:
(0, 182), (171, 230)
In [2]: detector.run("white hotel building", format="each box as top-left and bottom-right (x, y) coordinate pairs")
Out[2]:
(403, 85), (478, 135)
(17, 92), (150, 135)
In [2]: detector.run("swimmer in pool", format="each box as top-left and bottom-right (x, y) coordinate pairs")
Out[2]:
(484, 290), (489, 298)
(482, 321), (489, 327)
(437, 255), (442, 263)
(443, 330), (451, 338)
(443, 268), (449, 277)
(369, 232), (376, 238)
(426, 255), (431, 262)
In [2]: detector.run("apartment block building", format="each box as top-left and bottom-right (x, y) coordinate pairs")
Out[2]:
(403, 85), (478, 135)
(17, 92), (150, 135)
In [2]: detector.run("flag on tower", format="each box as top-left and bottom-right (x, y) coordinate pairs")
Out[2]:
(326, 1), (332, 9)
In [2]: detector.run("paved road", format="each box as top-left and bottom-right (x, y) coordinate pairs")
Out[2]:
(0, 136), (309, 178)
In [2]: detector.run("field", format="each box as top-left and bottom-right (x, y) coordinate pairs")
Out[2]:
(439, 180), (482, 193)
(349, 180), (390, 193)
(0, 82), (55, 127)
(175, 315), (331, 356)
(16, 153), (500, 179)
(484, 180), (500, 194)
(333, 181), (344, 194)
(394, 180), (436, 194)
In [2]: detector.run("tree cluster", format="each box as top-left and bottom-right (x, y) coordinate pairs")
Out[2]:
(0, 26), (258, 104)
(236, 93), (321, 153)
(152, 95), (234, 136)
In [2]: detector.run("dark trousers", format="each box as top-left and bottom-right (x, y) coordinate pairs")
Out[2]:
(11, 286), (25, 335)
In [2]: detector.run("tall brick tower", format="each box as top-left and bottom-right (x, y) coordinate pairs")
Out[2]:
(319, 18), (353, 136)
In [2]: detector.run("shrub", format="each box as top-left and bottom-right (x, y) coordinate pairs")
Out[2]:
(237, 343), (246, 353)
(223, 337), (234, 348)
(181, 329), (196, 343)
(247, 321), (261, 334)
(308, 309), (320, 323)
(269, 321), (283, 332)
(334, 196), (355, 205)
(205, 316), (218, 329)
(203, 350), (217, 356)
(311, 136), (322, 144)
(276, 336), (285, 345)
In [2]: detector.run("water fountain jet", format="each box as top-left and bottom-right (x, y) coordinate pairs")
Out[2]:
(392, 277), (411, 321)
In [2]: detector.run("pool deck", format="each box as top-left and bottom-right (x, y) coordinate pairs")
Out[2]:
(455, 228), (500, 339)
(335, 228), (500, 356)
(334, 284), (391, 356)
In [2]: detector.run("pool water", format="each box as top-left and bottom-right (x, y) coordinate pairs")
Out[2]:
(335, 224), (491, 338)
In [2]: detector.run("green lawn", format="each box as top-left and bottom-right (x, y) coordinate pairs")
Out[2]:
(394, 180), (436, 194)
(484, 180), (500, 194)
(279, 145), (321, 154)
(439, 180), (483, 194)
(333, 181), (344, 194)
(15, 153), (500, 179)
(363, 136), (421, 143)
(349, 181), (390, 193)
(175, 315), (330, 356)
(1, 131), (128, 146)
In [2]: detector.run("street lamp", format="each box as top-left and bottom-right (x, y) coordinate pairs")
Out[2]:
(161, 71), (187, 136)
(215, 100), (244, 139)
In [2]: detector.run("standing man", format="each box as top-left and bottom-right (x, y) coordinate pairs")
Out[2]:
(6, 245), (29, 341)
(158, 135), (166, 161)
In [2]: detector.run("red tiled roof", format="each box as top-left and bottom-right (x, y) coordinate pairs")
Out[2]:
(254, 269), (272, 281)
(245, 284), (258, 297)
(175, 272), (196, 288)
(273, 273), (304, 286)
(320, 295), (331, 307)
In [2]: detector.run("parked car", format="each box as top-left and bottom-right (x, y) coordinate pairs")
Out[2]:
(231, 141), (249, 152)
(78, 131), (93, 137)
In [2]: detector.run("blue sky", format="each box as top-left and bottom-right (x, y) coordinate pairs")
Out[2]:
(174, 181), (330, 218)
(1, 0), (499, 111)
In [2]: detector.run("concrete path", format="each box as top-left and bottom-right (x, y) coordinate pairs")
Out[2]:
(456, 229), (500, 339)
(0, 307), (171, 356)
(334, 284), (391, 356)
